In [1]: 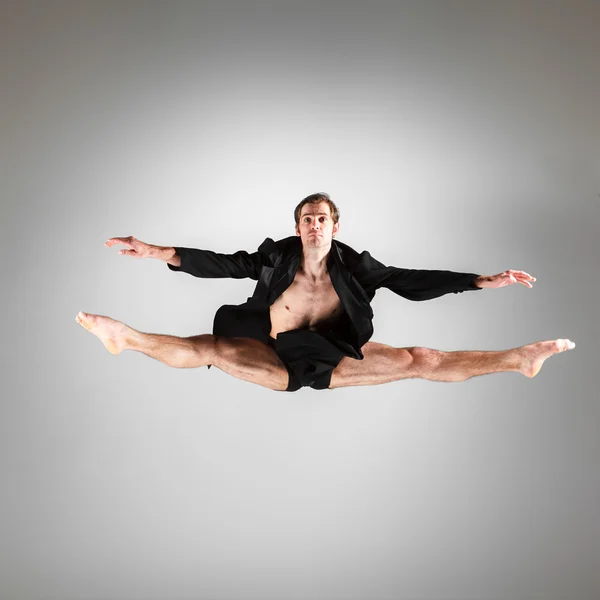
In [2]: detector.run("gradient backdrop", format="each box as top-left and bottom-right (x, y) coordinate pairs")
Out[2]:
(1, 1), (599, 599)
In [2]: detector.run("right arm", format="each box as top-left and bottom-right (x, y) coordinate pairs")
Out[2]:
(105, 236), (263, 279)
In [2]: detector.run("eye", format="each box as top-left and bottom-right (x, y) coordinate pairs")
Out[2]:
(320, 217), (326, 222)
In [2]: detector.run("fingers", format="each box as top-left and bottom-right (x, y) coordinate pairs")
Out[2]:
(105, 236), (148, 258)
(506, 269), (536, 282)
(503, 270), (536, 288)
(105, 236), (136, 248)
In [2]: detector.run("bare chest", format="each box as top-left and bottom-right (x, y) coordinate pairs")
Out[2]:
(269, 271), (344, 337)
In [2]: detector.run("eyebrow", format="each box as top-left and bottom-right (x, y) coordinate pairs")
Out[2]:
(301, 213), (329, 218)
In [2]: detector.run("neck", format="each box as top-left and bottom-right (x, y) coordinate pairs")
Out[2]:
(300, 242), (332, 281)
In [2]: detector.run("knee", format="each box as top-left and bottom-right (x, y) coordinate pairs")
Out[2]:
(189, 334), (217, 364)
(212, 335), (269, 368)
(213, 335), (236, 363)
(211, 336), (248, 371)
(408, 346), (439, 375)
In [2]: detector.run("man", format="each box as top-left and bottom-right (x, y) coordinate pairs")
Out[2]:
(76, 192), (575, 391)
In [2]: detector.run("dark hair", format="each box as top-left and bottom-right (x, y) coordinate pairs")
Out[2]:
(294, 192), (340, 225)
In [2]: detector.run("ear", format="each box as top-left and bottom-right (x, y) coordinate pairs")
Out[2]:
(295, 225), (300, 236)
(332, 221), (340, 237)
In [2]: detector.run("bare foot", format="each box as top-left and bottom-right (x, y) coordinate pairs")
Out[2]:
(519, 339), (575, 378)
(75, 312), (130, 355)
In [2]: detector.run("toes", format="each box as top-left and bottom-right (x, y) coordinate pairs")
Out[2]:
(76, 312), (95, 330)
(556, 339), (575, 352)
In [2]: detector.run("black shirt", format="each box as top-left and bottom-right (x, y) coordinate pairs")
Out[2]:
(168, 236), (481, 359)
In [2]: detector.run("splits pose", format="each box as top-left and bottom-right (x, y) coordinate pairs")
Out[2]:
(77, 193), (575, 391)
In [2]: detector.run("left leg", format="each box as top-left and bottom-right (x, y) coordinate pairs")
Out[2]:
(328, 339), (575, 389)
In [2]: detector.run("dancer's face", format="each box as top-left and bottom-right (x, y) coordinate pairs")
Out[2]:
(295, 201), (340, 248)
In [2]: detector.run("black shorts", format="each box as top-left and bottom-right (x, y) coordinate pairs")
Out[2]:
(267, 329), (347, 392)
(210, 305), (348, 392)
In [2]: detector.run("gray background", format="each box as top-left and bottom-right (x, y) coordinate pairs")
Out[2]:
(1, 1), (599, 599)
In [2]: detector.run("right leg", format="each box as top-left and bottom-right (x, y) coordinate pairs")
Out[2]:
(76, 312), (290, 391)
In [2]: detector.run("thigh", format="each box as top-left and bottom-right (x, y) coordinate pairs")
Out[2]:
(329, 341), (416, 389)
(212, 336), (291, 391)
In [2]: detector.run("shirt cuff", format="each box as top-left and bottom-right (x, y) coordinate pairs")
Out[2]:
(166, 247), (184, 271)
(469, 275), (482, 289)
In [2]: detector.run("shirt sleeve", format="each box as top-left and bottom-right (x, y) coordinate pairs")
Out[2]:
(353, 250), (481, 301)
(166, 246), (263, 280)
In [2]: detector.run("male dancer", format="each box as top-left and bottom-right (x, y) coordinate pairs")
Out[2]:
(76, 193), (575, 391)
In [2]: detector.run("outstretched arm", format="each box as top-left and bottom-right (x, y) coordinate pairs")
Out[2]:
(105, 236), (262, 279)
(352, 250), (481, 301)
(353, 248), (536, 299)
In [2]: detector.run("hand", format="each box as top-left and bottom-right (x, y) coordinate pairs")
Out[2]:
(476, 270), (536, 289)
(105, 236), (156, 259)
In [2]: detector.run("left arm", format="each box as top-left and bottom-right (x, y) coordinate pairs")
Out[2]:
(354, 250), (482, 300)
(353, 251), (535, 299)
